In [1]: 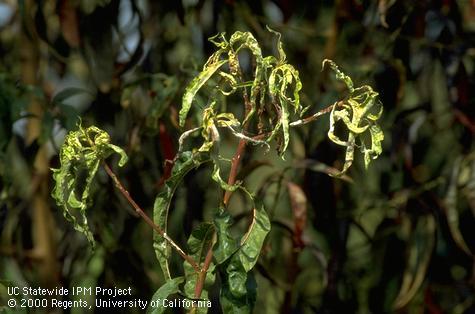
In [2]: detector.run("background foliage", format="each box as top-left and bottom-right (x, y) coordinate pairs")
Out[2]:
(1, 0), (474, 313)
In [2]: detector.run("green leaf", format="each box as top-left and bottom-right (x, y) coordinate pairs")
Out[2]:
(183, 223), (216, 313)
(229, 31), (262, 60)
(217, 206), (270, 313)
(279, 100), (290, 156)
(235, 206), (271, 272)
(147, 277), (184, 314)
(217, 71), (238, 96)
(211, 162), (240, 192)
(180, 30), (267, 128)
(213, 209), (239, 264)
(220, 272), (257, 314)
(51, 124), (128, 248)
(393, 214), (435, 309)
(213, 204), (270, 270)
(153, 151), (209, 279)
(198, 106), (230, 153)
(196, 106), (243, 191)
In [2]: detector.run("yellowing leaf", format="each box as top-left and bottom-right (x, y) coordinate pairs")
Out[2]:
(180, 59), (227, 127)
(51, 124), (128, 247)
(323, 60), (384, 176)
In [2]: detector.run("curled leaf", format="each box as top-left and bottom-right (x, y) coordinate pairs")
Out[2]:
(266, 33), (303, 156)
(180, 59), (227, 127)
(266, 26), (286, 62)
(199, 107), (241, 153)
(198, 107), (222, 153)
(179, 29), (302, 157)
(51, 124), (128, 247)
(269, 64), (302, 113)
(229, 31), (265, 126)
(212, 162), (240, 192)
(322, 59), (354, 93)
(218, 71), (238, 95)
(323, 60), (384, 176)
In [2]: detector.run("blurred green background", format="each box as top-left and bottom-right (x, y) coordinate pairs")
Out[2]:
(0, 0), (474, 313)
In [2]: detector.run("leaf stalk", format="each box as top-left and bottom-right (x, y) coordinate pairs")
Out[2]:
(103, 162), (201, 273)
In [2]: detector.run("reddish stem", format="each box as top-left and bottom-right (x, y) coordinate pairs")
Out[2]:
(223, 138), (247, 205)
(193, 244), (214, 298)
(194, 98), (251, 299)
(103, 163), (200, 272)
(193, 100), (338, 299)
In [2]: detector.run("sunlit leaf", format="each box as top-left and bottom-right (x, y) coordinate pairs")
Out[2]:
(179, 29), (302, 157)
(323, 59), (384, 176)
(198, 106), (240, 153)
(180, 59), (227, 127)
(267, 44), (303, 155)
(229, 31), (264, 126)
(322, 59), (354, 93)
(51, 124), (128, 247)
(364, 124), (384, 169)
